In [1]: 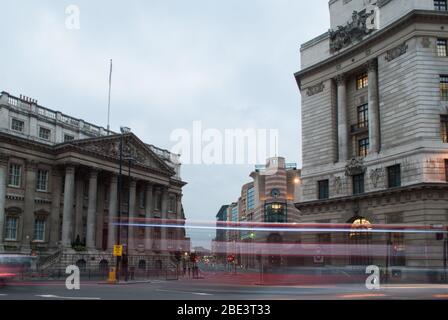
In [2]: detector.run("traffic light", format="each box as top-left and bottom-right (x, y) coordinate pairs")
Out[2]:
(190, 252), (197, 262)
(227, 255), (235, 263)
(175, 251), (182, 262)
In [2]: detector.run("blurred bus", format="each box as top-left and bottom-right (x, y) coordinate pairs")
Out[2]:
(0, 254), (36, 286)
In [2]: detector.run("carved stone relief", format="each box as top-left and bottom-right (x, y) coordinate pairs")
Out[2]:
(369, 168), (384, 188)
(385, 42), (408, 62)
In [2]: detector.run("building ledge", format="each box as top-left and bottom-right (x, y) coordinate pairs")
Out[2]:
(295, 182), (448, 209)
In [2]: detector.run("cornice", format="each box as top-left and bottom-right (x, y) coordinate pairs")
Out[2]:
(295, 10), (448, 88)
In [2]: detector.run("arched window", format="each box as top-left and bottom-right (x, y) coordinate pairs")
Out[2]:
(348, 216), (373, 266)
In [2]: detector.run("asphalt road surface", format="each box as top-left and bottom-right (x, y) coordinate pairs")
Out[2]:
(0, 277), (448, 300)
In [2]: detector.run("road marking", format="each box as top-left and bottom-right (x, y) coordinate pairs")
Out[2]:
(340, 293), (386, 299)
(0, 294), (7, 296)
(36, 294), (101, 300)
(156, 289), (213, 296)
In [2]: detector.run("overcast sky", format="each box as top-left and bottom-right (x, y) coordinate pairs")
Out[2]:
(0, 0), (330, 247)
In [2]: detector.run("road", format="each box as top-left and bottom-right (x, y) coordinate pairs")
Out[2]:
(0, 275), (448, 300)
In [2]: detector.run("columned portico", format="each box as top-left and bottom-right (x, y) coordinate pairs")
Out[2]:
(367, 59), (380, 154)
(0, 153), (8, 250)
(336, 74), (348, 162)
(61, 165), (75, 248)
(86, 169), (98, 251)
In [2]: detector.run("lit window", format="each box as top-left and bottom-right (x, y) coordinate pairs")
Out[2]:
(440, 75), (448, 100)
(39, 127), (51, 140)
(441, 115), (448, 143)
(435, 0), (448, 11)
(5, 216), (18, 240)
(356, 73), (368, 90)
(438, 39), (448, 56)
(36, 169), (49, 192)
(11, 119), (24, 132)
(8, 164), (22, 187)
(34, 218), (46, 241)
(358, 138), (370, 158)
(349, 218), (372, 238)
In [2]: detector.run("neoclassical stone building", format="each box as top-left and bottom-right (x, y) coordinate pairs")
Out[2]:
(0, 91), (187, 271)
(295, 0), (448, 274)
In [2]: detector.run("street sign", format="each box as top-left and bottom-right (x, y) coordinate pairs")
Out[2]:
(113, 245), (123, 257)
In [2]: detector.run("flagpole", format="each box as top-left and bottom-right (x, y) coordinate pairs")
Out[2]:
(107, 59), (113, 135)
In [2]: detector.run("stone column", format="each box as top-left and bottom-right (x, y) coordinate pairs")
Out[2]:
(0, 153), (8, 249)
(336, 74), (348, 162)
(74, 177), (84, 242)
(86, 169), (98, 251)
(22, 160), (37, 251)
(61, 165), (75, 248)
(368, 59), (380, 154)
(161, 187), (169, 252)
(127, 179), (137, 252)
(95, 181), (105, 250)
(144, 183), (154, 252)
(49, 167), (62, 249)
(176, 194), (183, 249)
(107, 175), (118, 250)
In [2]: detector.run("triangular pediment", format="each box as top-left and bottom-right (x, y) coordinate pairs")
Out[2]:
(59, 133), (175, 175)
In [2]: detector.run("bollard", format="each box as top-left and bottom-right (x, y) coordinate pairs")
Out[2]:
(108, 267), (117, 283)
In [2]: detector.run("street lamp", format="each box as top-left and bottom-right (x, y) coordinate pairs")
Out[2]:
(115, 126), (131, 282)
(123, 155), (135, 282)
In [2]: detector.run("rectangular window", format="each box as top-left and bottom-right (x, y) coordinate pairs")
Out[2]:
(39, 127), (51, 140)
(356, 73), (368, 90)
(11, 119), (24, 132)
(357, 104), (369, 128)
(353, 174), (365, 195)
(445, 160), (448, 181)
(8, 164), (22, 187)
(139, 190), (145, 208)
(5, 216), (18, 240)
(34, 218), (46, 241)
(247, 187), (255, 211)
(168, 195), (176, 213)
(318, 180), (329, 200)
(64, 134), (75, 142)
(36, 169), (49, 192)
(435, 0), (448, 11)
(438, 39), (448, 56)
(154, 192), (162, 211)
(231, 205), (238, 222)
(441, 115), (448, 142)
(387, 164), (401, 188)
(440, 75), (448, 100)
(358, 138), (370, 158)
